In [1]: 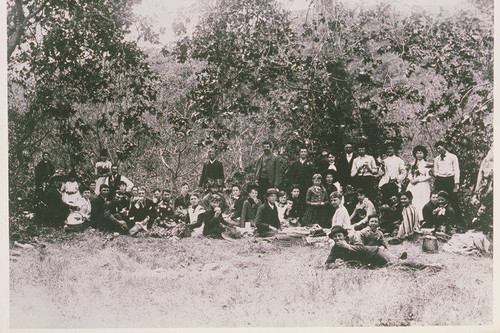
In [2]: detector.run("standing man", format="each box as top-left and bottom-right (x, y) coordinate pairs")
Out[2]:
(351, 143), (378, 199)
(106, 164), (134, 199)
(255, 141), (280, 199)
(286, 146), (313, 199)
(199, 148), (225, 191)
(433, 140), (463, 226)
(378, 143), (407, 201)
(337, 142), (355, 190)
(35, 151), (55, 199)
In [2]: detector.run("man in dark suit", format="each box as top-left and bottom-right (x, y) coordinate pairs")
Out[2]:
(255, 188), (281, 237)
(34, 151), (55, 200)
(255, 141), (280, 199)
(90, 184), (110, 229)
(336, 142), (355, 190)
(199, 148), (225, 191)
(103, 191), (129, 233)
(286, 146), (313, 199)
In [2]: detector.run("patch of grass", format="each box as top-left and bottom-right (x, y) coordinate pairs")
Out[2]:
(9, 229), (492, 328)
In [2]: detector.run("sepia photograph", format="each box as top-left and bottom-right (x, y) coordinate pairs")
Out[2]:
(5, 0), (495, 329)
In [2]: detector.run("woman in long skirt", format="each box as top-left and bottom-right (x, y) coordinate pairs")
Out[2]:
(302, 174), (328, 227)
(406, 145), (432, 221)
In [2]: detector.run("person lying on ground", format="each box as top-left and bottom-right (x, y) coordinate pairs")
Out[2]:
(325, 226), (442, 271)
(240, 185), (261, 227)
(255, 188), (281, 238)
(356, 214), (388, 249)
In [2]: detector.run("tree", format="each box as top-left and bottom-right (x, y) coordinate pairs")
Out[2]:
(8, 0), (158, 211)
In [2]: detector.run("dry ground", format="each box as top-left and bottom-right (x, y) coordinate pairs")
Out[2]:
(9, 228), (492, 328)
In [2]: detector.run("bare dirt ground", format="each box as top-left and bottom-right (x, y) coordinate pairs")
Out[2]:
(9, 229), (492, 328)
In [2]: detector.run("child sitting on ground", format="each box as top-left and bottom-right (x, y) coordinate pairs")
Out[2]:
(356, 214), (388, 248)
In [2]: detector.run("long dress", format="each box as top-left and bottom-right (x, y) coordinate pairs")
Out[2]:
(406, 160), (431, 221)
(302, 185), (328, 227)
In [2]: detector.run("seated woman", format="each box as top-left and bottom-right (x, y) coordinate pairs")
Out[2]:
(224, 184), (245, 221)
(396, 191), (420, 240)
(255, 188), (281, 238)
(357, 214), (388, 248)
(286, 185), (304, 225)
(276, 191), (289, 225)
(240, 185), (261, 227)
(184, 193), (206, 237)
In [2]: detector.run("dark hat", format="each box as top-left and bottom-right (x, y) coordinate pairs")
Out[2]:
(412, 145), (428, 159)
(329, 225), (348, 239)
(266, 188), (279, 196)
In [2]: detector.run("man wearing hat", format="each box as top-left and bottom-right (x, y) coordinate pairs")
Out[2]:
(326, 225), (395, 269)
(255, 188), (281, 237)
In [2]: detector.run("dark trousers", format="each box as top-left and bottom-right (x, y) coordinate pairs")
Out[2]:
(434, 176), (463, 227)
(353, 176), (376, 200)
(258, 177), (271, 201)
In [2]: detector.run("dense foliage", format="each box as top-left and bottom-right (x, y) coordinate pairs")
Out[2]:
(8, 0), (492, 223)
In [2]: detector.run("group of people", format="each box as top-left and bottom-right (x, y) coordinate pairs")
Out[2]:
(33, 139), (492, 266)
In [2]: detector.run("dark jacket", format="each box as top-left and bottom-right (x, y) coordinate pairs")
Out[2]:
(90, 194), (107, 229)
(202, 209), (226, 238)
(255, 202), (281, 233)
(422, 201), (437, 225)
(174, 194), (190, 210)
(129, 198), (156, 222)
(103, 199), (127, 231)
(40, 187), (69, 227)
(240, 197), (261, 226)
(287, 196), (304, 219)
(336, 153), (356, 187)
(287, 160), (314, 191)
(199, 160), (225, 188)
(325, 244), (391, 267)
(255, 153), (280, 187)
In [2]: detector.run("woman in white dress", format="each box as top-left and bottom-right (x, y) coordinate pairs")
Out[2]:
(406, 145), (432, 221)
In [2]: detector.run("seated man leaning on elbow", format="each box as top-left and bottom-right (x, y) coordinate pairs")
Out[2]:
(326, 225), (394, 269)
